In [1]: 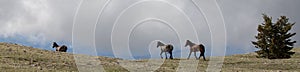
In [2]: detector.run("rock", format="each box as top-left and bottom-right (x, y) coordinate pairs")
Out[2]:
(8, 48), (12, 52)
(38, 66), (43, 70)
(32, 63), (40, 67)
(32, 64), (37, 67)
(23, 49), (27, 53)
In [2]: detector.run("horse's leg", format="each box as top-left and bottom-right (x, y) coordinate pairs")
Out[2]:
(201, 52), (206, 61)
(187, 51), (192, 59)
(56, 47), (59, 51)
(165, 52), (168, 59)
(160, 52), (163, 59)
(198, 50), (202, 59)
(198, 53), (202, 59)
(160, 51), (163, 59)
(194, 52), (198, 60)
(169, 51), (173, 59)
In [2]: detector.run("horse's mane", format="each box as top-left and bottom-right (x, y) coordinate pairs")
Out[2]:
(185, 40), (196, 47)
(186, 40), (192, 44)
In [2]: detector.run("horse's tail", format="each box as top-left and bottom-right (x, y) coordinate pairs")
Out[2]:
(199, 44), (205, 53)
(166, 45), (174, 59)
(166, 45), (173, 51)
(199, 44), (206, 61)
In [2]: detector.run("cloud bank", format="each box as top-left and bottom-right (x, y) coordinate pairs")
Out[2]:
(0, 0), (79, 50)
(0, 0), (299, 59)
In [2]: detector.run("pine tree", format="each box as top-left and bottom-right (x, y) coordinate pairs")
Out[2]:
(252, 14), (296, 59)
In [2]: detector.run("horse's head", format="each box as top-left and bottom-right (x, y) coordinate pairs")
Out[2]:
(157, 41), (161, 48)
(52, 42), (59, 48)
(157, 41), (164, 48)
(185, 40), (190, 47)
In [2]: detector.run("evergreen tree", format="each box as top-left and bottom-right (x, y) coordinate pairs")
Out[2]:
(252, 14), (296, 59)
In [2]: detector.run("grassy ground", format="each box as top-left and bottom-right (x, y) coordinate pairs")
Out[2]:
(1, 42), (300, 72)
(222, 48), (300, 71)
(0, 42), (77, 71)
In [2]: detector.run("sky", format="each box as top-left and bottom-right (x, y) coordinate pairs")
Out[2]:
(0, 0), (299, 59)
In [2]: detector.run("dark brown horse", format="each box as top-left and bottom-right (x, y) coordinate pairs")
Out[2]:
(185, 40), (206, 60)
(52, 42), (67, 52)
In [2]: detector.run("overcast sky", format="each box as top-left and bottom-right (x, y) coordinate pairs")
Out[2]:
(0, 0), (299, 59)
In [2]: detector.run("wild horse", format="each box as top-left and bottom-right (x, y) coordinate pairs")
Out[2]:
(157, 41), (174, 59)
(185, 40), (206, 60)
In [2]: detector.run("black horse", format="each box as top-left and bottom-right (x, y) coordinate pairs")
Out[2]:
(52, 42), (68, 52)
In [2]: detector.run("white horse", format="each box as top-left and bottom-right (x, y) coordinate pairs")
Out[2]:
(185, 40), (206, 60)
(52, 42), (68, 52)
(157, 41), (174, 59)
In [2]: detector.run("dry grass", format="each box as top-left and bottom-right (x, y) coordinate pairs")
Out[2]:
(222, 48), (300, 71)
(1, 42), (300, 72)
(0, 42), (77, 71)
(0, 42), (128, 72)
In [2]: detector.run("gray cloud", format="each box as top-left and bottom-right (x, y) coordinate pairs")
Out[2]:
(0, 0), (299, 59)
(0, 0), (79, 45)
